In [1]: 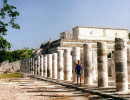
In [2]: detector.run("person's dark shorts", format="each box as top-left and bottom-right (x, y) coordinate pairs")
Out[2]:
(76, 70), (82, 75)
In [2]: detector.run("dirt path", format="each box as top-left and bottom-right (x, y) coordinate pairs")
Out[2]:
(0, 74), (106, 100)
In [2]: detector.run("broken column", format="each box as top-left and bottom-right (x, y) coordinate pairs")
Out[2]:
(115, 38), (128, 92)
(83, 44), (93, 84)
(57, 50), (64, 80)
(44, 54), (47, 77)
(97, 42), (108, 87)
(72, 47), (80, 82)
(52, 53), (58, 79)
(40, 55), (44, 76)
(47, 54), (52, 78)
(64, 49), (72, 81)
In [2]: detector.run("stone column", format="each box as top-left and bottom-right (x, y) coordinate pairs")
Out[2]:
(127, 45), (130, 82)
(58, 50), (64, 80)
(23, 59), (25, 73)
(32, 58), (34, 75)
(52, 53), (58, 79)
(97, 42), (108, 87)
(111, 52), (115, 78)
(44, 54), (47, 77)
(40, 55), (44, 76)
(30, 58), (32, 74)
(37, 56), (40, 75)
(83, 44), (93, 84)
(47, 54), (52, 78)
(34, 57), (37, 75)
(92, 51), (97, 82)
(108, 57), (112, 77)
(29, 58), (30, 74)
(25, 59), (28, 73)
(28, 59), (30, 74)
(64, 49), (72, 81)
(72, 47), (80, 82)
(115, 38), (128, 92)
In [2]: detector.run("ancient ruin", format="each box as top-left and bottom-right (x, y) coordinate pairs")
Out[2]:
(4, 26), (130, 95)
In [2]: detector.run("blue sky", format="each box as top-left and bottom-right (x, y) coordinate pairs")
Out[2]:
(0, 0), (130, 50)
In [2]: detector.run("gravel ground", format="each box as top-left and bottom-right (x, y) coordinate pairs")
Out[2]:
(0, 75), (105, 100)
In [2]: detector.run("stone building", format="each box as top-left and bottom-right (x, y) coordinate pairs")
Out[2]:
(39, 26), (129, 54)
(21, 26), (130, 93)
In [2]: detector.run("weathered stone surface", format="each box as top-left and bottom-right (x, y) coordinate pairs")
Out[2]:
(37, 56), (40, 75)
(115, 44), (125, 50)
(52, 53), (57, 79)
(127, 45), (130, 82)
(57, 50), (64, 80)
(116, 82), (128, 92)
(98, 63), (108, 71)
(97, 42), (108, 87)
(108, 58), (112, 77)
(92, 51), (97, 82)
(0, 60), (21, 74)
(34, 57), (37, 75)
(30, 58), (32, 74)
(115, 62), (127, 72)
(97, 50), (107, 56)
(83, 44), (93, 84)
(72, 47), (80, 82)
(32, 58), (35, 75)
(40, 55), (44, 76)
(115, 38), (128, 92)
(111, 53), (115, 78)
(43, 54), (47, 77)
(47, 54), (52, 78)
(64, 49), (72, 81)
(116, 73), (127, 82)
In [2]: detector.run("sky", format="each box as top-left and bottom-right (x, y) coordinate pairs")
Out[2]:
(0, 0), (130, 50)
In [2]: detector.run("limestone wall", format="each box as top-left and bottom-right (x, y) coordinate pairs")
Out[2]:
(0, 61), (21, 74)
(73, 26), (129, 41)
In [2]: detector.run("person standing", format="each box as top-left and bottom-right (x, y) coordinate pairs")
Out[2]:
(75, 60), (82, 85)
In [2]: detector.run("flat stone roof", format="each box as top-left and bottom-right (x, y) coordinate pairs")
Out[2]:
(73, 26), (128, 31)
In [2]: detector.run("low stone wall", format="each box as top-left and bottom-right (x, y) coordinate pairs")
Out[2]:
(0, 61), (21, 74)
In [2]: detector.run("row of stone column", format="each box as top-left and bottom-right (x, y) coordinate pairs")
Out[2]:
(20, 38), (128, 93)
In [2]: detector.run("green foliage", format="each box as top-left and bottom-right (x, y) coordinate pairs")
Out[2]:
(0, 0), (20, 50)
(0, 48), (33, 63)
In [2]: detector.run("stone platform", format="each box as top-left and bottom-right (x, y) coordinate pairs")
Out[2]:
(31, 75), (130, 100)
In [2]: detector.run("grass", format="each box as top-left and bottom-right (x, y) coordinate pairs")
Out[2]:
(0, 72), (23, 79)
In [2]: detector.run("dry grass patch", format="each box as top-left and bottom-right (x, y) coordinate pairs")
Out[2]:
(0, 72), (23, 79)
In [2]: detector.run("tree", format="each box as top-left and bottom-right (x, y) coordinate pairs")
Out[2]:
(0, 0), (20, 50)
(0, 48), (33, 63)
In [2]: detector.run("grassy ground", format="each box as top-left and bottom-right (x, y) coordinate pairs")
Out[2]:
(0, 73), (23, 79)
